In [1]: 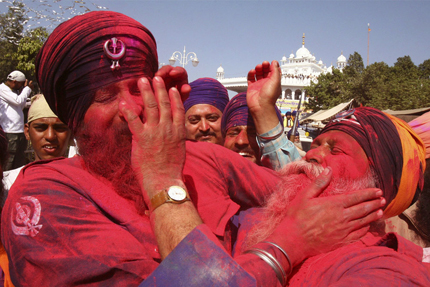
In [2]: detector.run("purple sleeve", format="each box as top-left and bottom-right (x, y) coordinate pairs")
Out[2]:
(140, 224), (280, 287)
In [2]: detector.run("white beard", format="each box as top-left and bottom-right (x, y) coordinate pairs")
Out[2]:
(243, 160), (377, 250)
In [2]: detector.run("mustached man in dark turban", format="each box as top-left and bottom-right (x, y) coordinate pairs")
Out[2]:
(1, 12), (387, 286)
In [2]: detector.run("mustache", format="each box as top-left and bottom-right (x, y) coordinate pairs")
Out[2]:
(195, 131), (217, 140)
(278, 160), (324, 180)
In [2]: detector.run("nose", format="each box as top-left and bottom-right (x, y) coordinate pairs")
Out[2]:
(235, 130), (249, 147)
(199, 119), (210, 132)
(45, 126), (57, 141)
(305, 145), (326, 164)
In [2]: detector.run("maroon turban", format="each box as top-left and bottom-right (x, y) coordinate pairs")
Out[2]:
(321, 107), (426, 218)
(36, 11), (158, 132)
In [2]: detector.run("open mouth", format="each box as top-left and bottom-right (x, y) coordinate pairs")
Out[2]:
(238, 152), (254, 158)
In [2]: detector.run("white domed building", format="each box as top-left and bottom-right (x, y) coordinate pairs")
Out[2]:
(216, 34), (346, 113)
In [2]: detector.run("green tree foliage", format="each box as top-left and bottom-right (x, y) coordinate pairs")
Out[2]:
(305, 52), (430, 111)
(0, 1), (48, 82)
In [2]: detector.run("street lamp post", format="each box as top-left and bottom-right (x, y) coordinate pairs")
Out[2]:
(169, 46), (199, 68)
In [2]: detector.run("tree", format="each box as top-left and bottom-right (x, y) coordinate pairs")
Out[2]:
(0, 1), (27, 81)
(344, 52), (364, 77)
(12, 27), (49, 80)
(418, 59), (430, 80)
(0, 2), (49, 82)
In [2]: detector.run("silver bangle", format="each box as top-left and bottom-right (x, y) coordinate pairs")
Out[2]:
(262, 241), (293, 277)
(244, 248), (286, 287)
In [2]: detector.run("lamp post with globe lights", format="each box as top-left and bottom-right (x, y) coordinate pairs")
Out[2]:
(169, 46), (199, 68)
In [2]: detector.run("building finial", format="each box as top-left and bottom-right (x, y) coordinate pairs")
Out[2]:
(302, 33), (305, 46)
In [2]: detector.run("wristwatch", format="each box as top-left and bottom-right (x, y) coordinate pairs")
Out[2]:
(150, 186), (191, 212)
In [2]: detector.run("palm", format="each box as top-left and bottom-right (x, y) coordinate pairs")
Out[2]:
(247, 61), (281, 113)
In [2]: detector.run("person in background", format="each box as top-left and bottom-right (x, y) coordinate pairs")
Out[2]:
(183, 78), (229, 145)
(2, 94), (72, 199)
(287, 129), (306, 157)
(284, 111), (293, 128)
(0, 71), (33, 171)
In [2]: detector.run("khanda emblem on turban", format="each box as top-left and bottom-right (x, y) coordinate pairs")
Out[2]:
(103, 37), (126, 71)
(11, 196), (43, 237)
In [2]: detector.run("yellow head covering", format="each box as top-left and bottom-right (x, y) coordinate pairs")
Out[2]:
(27, 94), (58, 123)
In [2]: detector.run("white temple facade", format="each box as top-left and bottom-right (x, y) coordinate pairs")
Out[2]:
(216, 34), (347, 113)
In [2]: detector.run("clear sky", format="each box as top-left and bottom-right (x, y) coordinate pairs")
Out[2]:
(2, 0), (430, 84)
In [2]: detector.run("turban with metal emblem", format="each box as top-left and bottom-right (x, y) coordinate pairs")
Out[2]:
(184, 78), (229, 114)
(321, 107), (426, 218)
(221, 92), (283, 137)
(35, 11), (158, 132)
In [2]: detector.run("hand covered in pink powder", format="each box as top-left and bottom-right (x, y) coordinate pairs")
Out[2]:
(155, 65), (191, 103)
(119, 76), (186, 203)
(266, 167), (385, 268)
(246, 60), (283, 134)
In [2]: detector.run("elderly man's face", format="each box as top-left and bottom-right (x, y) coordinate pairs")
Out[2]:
(80, 77), (144, 138)
(224, 125), (260, 164)
(185, 104), (223, 145)
(306, 130), (369, 182)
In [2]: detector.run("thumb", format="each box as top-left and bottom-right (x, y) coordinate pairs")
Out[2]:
(302, 167), (332, 199)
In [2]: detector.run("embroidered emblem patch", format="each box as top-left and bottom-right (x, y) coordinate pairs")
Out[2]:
(11, 196), (43, 237)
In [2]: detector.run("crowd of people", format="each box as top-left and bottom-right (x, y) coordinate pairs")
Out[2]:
(0, 10), (429, 286)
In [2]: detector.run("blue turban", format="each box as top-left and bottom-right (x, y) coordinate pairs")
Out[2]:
(184, 78), (229, 113)
(221, 92), (283, 137)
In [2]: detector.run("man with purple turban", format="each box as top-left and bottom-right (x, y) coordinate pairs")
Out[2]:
(222, 92), (299, 166)
(183, 78), (229, 145)
(1, 11), (385, 286)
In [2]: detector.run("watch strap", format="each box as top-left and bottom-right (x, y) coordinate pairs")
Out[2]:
(150, 187), (190, 212)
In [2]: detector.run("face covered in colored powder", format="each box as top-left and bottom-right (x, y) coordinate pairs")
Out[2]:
(185, 104), (224, 145)
(24, 118), (72, 161)
(223, 125), (261, 164)
(75, 77), (148, 214)
(245, 130), (377, 247)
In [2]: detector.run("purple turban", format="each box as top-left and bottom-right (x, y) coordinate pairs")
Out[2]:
(184, 78), (229, 113)
(221, 92), (283, 137)
(35, 11), (158, 132)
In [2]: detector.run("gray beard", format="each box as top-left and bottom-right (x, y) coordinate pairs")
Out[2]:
(243, 160), (377, 250)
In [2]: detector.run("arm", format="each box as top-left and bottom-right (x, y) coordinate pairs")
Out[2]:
(120, 75), (201, 259)
(247, 60), (301, 170)
(0, 85), (31, 108)
(257, 122), (301, 170)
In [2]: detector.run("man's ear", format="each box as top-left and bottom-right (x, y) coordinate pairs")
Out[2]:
(24, 123), (30, 141)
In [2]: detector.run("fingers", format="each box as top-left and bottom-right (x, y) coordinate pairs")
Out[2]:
(270, 60), (281, 82)
(155, 65), (189, 102)
(247, 69), (257, 84)
(339, 188), (383, 208)
(119, 100), (143, 136)
(300, 167), (332, 199)
(343, 196), (385, 221)
(139, 77), (159, 126)
(152, 76), (172, 124)
(169, 87), (185, 127)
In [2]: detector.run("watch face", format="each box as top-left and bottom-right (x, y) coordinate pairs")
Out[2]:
(167, 186), (187, 201)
